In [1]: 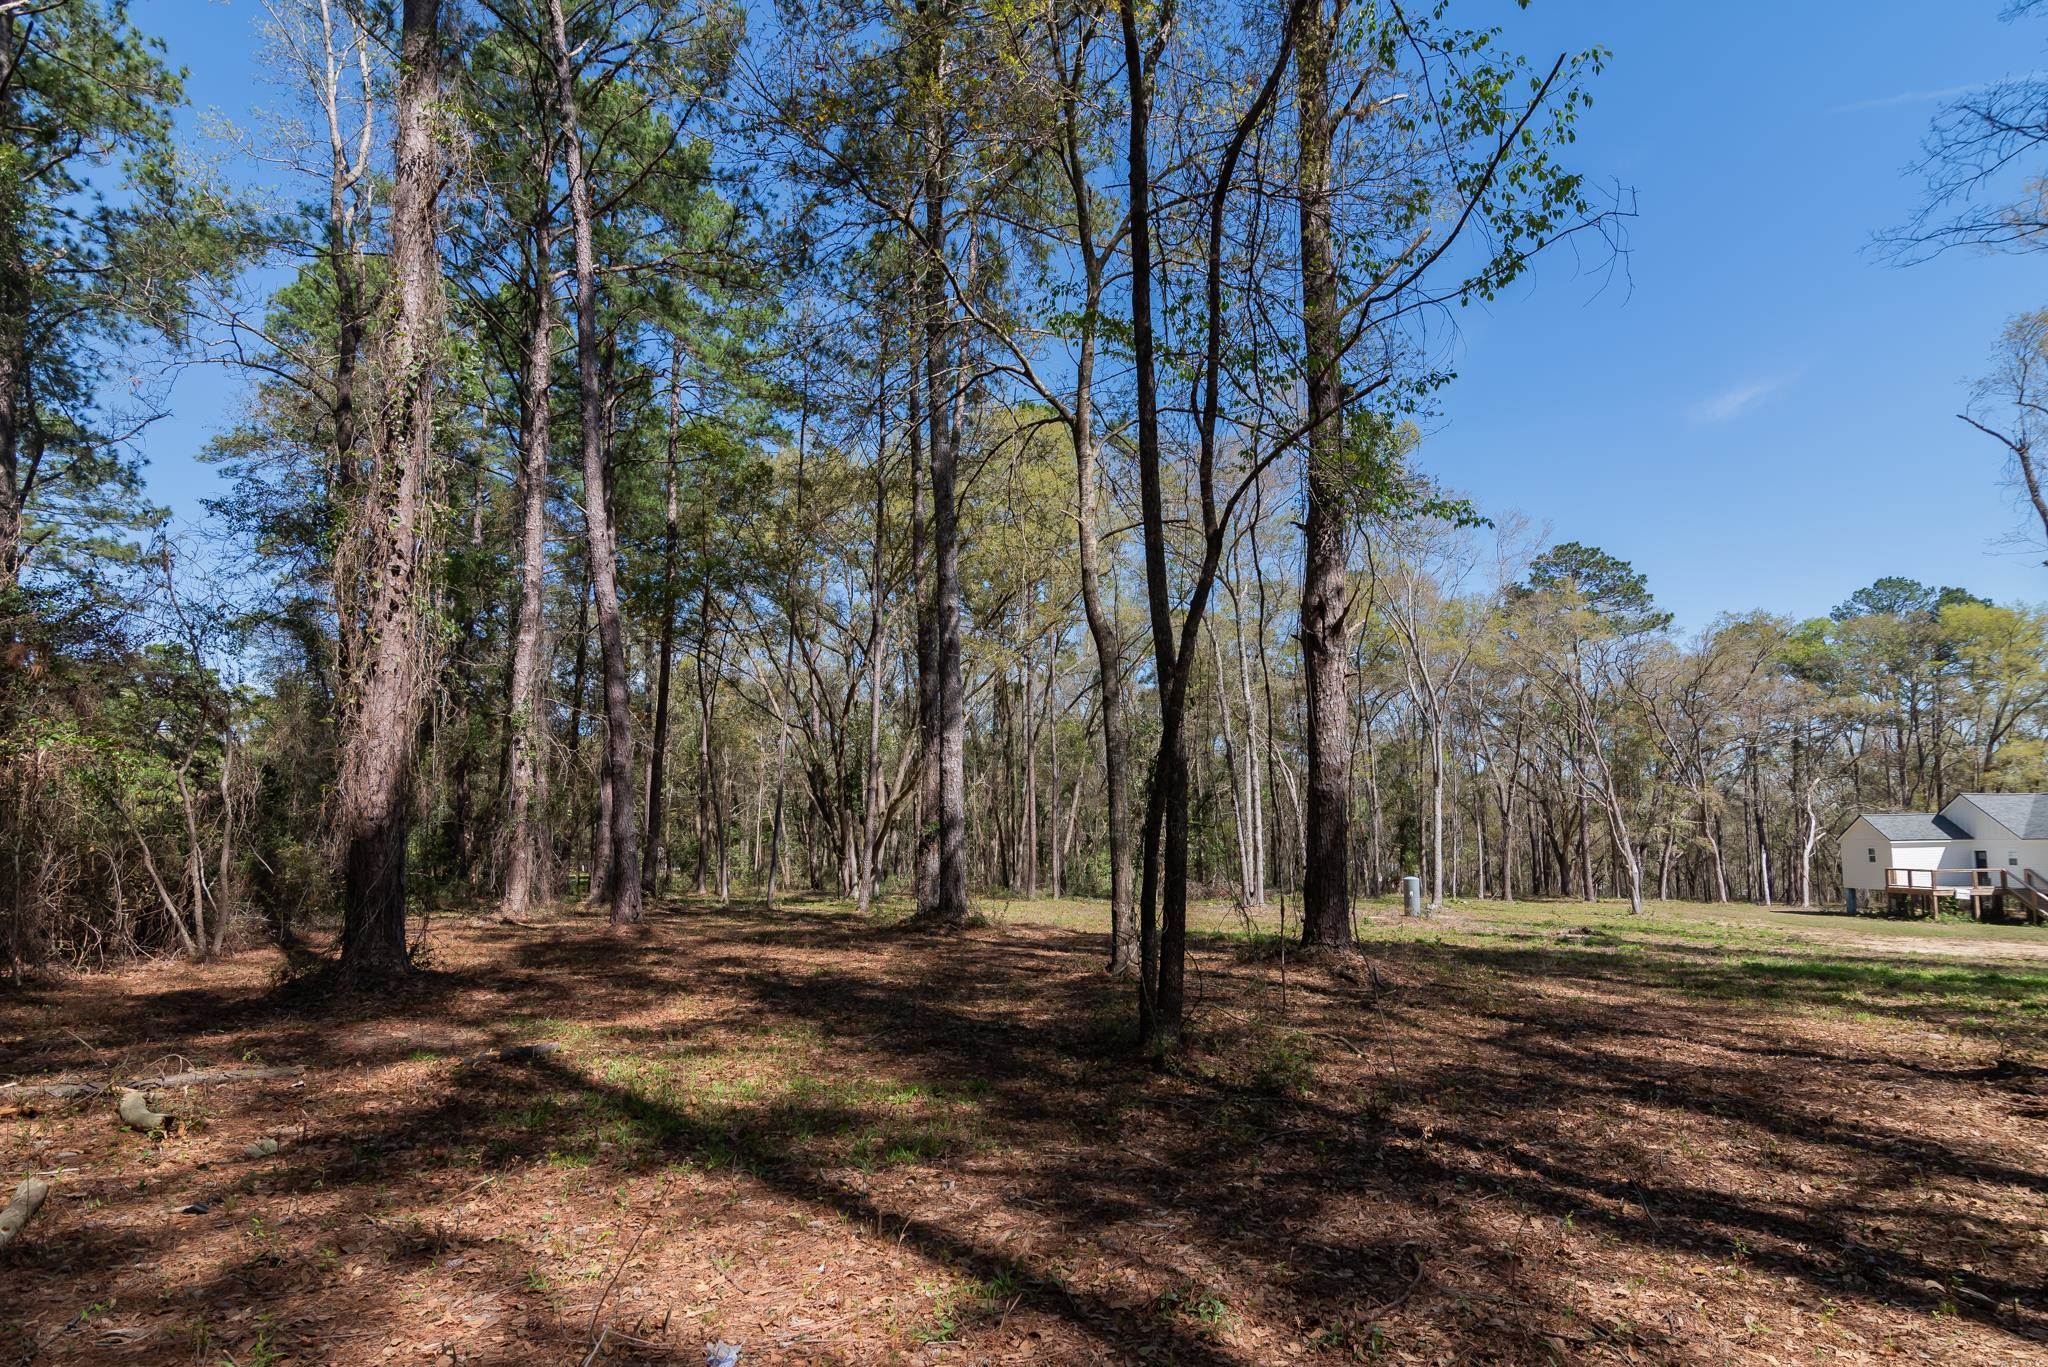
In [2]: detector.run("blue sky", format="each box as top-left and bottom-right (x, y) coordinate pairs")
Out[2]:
(136, 0), (2048, 628)
(1433, 1), (2047, 625)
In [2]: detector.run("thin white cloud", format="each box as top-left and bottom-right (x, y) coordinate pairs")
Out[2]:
(1688, 374), (1795, 426)
(1827, 82), (1986, 115)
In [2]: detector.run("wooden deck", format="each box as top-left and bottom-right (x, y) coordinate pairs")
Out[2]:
(1885, 866), (2048, 923)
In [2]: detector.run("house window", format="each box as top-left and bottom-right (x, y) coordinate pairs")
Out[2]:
(1867, 848), (1876, 863)
(2011, 852), (2022, 867)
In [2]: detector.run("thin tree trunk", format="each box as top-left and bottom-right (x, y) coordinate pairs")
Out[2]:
(1363, 703), (1384, 892)
(906, 314), (942, 919)
(716, 755), (731, 900)
(1496, 769), (1515, 904)
(642, 343), (686, 894)
(856, 365), (891, 916)
(0, 325), (21, 601)
(694, 578), (718, 895)
(1428, 715), (1446, 909)
(1296, 0), (1349, 950)
(1209, 622), (1252, 903)
(1120, 0), (1169, 1041)
(1573, 730), (1595, 900)
(1047, 668), (1062, 900)
(919, 128), (969, 926)
(766, 707), (789, 901)
(1750, 738), (1773, 906)
(1020, 620), (1039, 898)
(1470, 740), (1485, 901)
(1700, 790), (1730, 901)
(857, 620), (887, 914)
(1058, 107), (1135, 966)
(1250, 504), (1288, 896)
(0, 7), (21, 604)
(1125, 0), (1304, 1045)
(1232, 592), (1266, 906)
(548, 0), (640, 925)
(314, 0), (372, 522)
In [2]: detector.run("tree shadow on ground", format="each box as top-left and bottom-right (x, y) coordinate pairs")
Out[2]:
(5, 898), (2048, 1362)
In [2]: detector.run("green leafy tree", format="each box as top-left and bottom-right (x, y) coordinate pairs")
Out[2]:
(0, 0), (252, 639)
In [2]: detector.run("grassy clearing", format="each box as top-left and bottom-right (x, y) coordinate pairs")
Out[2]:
(1393, 897), (2048, 1042)
(922, 885), (2048, 946)
(894, 889), (2048, 1051)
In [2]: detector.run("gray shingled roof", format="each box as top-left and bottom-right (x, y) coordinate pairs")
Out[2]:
(1959, 793), (2048, 839)
(1862, 812), (1970, 841)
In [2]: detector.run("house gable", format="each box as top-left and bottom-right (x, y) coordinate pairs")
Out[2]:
(1839, 817), (1946, 878)
(1944, 793), (2048, 842)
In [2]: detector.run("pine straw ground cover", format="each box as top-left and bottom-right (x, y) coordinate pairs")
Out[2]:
(3, 897), (2048, 1365)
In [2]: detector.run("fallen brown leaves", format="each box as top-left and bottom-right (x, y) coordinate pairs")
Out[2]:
(0, 899), (2043, 1364)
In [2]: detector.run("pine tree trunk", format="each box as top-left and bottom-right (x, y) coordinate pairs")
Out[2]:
(0, 323), (22, 604)
(920, 150), (968, 926)
(1047, 676), (1062, 900)
(1021, 631), (1039, 899)
(0, 12), (26, 605)
(907, 329), (941, 917)
(694, 576), (718, 897)
(500, 211), (556, 921)
(548, 0), (640, 926)
(334, 0), (443, 983)
(642, 352), (685, 896)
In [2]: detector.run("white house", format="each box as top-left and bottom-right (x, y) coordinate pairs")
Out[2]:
(1839, 793), (2048, 920)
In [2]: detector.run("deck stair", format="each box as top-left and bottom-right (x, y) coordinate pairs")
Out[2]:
(2002, 867), (2048, 925)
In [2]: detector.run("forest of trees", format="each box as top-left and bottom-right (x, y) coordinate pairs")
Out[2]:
(5, 0), (2048, 1053)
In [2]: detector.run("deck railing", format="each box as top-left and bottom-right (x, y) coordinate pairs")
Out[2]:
(1884, 867), (1997, 895)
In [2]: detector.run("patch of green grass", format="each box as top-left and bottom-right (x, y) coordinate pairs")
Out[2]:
(1732, 955), (2048, 1002)
(1252, 1030), (1314, 1097)
(512, 1017), (601, 1047)
(1156, 1285), (1233, 1335)
(1435, 933), (2048, 1019)
(848, 1122), (960, 1170)
(911, 1271), (1023, 1345)
(494, 1019), (990, 1177)
(1312, 1321), (1390, 1359)
(217, 1323), (283, 1367)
